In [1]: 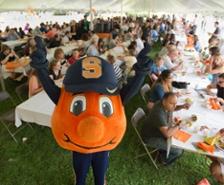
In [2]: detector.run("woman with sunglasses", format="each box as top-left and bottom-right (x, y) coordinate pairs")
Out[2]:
(147, 70), (190, 110)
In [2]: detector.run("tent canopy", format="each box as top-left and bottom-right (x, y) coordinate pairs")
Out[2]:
(0, 0), (224, 13)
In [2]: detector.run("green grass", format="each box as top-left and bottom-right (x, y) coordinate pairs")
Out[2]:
(0, 43), (219, 185)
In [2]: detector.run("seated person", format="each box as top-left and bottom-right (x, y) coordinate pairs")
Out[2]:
(28, 69), (43, 98)
(209, 128), (224, 184)
(86, 39), (99, 57)
(98, 38), (107, 55)
(0, 45), (19, 65)
(49, 60), (63, 80)
(47, 34), (62, 48)
(54, 48), (67, 75)
(210, 158), (224, 184)
(151, 25), (159, 42)
(67, 49), (80, 65)
(208, 21), (221, 38)
(106, 34), (117, 49)
(128, 41), (137, 56)
(26, 28), (33, 37)
(54, 48), (66, 65)
(135, 35), (144, 55)
(205, 50), (224, 84)
(206, 73), (224, 105)
(159, 44), (176, 58)
(162, 47), (182, 71)
(0, 44), (23, 80)
(147, 70), (173, 109)
(202, 46), (219, 66)
(122, 48), (137, 77)
(18, 27), (25, 38)
(6, 29), (20, 41)
(141, 92), (190, 165)
(61, 31), (71, 44)
(149, 55), (166, 82)
(185, 34), (195, 49)
(208, 35), (220, 48)
(107, 54), (125, 89)
(194, 35), (201, 52)
(45, 28), (57, 39)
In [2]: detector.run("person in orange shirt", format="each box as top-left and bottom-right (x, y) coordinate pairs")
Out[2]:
(45, 27), (57, 39)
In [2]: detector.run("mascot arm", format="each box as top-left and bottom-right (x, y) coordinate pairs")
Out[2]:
(120, 43), (153, 105)
(30, 36), (61, 105)
(35, 67), (61, 105)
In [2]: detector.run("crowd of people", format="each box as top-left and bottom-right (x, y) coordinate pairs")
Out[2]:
(1, 13), (224, 184)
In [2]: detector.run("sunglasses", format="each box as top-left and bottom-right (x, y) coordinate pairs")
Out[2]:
(218, 81), (224, 84)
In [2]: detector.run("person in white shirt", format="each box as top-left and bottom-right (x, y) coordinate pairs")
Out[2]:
(135, 35), (144, 55)
(90, 31), (99, 45)
(162, 48), (182, 71)
(61, 32), (70, 44)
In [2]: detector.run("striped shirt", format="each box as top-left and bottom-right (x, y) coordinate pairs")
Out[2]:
(113, 63), (123, 82)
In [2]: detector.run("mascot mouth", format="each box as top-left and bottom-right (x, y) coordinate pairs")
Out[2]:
(63, 134), (116, 149)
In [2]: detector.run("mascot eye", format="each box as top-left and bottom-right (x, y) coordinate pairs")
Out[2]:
(99, 97), (113, 117)
(70, 96), (86, 115)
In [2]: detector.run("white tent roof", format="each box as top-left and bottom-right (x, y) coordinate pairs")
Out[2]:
(0, 0), (224, 12)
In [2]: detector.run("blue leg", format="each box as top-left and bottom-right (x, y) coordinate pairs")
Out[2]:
(72, 152), (92, 185)
(92, 151), (109, 185)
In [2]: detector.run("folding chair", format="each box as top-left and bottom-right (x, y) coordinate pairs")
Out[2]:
(140, 83), (150, 103)
(131, 107), (159, 169)
(0, 90), (31, 143)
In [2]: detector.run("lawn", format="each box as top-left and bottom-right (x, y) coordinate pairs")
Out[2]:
(0, 43), (219, 185)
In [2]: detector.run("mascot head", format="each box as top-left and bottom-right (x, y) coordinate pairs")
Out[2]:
(51, 56), (126, 153)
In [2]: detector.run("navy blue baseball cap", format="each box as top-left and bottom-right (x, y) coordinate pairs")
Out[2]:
(63, 56), (119, 95)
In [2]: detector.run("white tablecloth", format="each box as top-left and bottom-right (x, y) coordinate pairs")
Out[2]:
(171, 52), (224, 159)
(3, 39), (27, 49)
(15, 91), (55, 127)
(1, 43), (78, 79)
(1, 62), (31, 79)
(47, 42), (78, 61)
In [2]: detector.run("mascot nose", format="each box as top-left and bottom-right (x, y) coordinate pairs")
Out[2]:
(77, 116), (104, 143)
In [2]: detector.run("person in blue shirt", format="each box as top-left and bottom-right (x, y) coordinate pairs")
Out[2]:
(86, 39), (99, 57)
(149, 55), (167, 82)
(147, 69), (173, 109)
(159, 22), (166, 34)
(194, 35), (201, 52)
(151, 25), (159, 42)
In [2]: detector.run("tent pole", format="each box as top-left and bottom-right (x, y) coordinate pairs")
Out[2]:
(120, 0), (123, 26)
(89, 0), (93, 30)
(89, 0), (93, 24)
(149, 0), (153, 17)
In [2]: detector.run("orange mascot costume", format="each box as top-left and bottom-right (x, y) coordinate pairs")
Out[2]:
(30, 36), (151, 185)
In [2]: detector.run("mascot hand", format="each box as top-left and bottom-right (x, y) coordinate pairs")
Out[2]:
(30, 36), (48, 69)
(134, 42), (153, 74)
